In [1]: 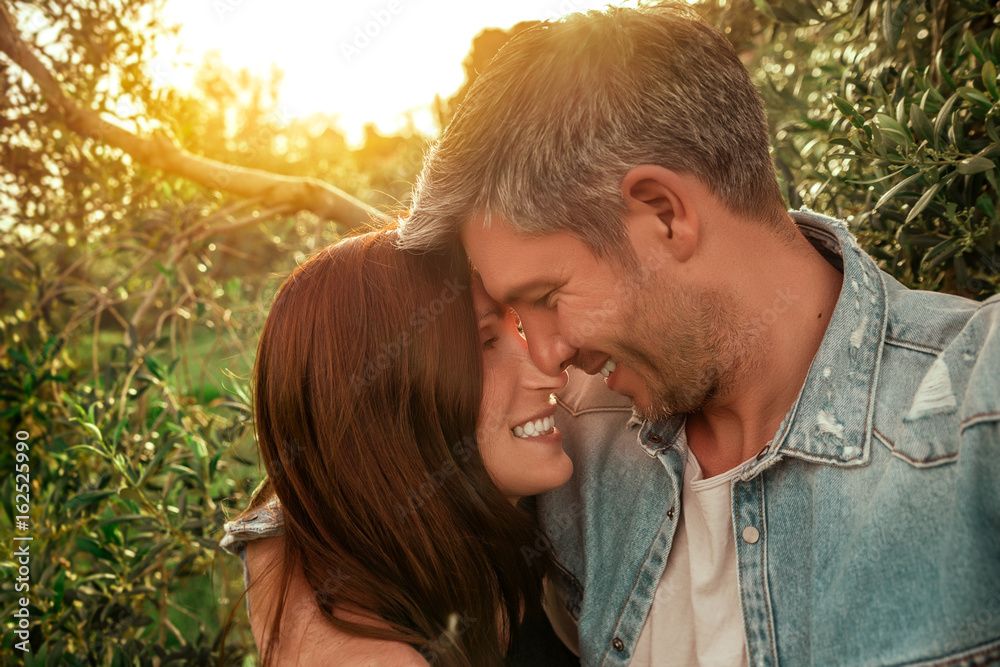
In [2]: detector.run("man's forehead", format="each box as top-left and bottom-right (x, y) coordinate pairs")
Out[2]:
(460, 218), (559, 302)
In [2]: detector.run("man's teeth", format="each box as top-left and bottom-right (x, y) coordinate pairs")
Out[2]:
(512, 416), (555, 438)
(600, 358), (618, 378)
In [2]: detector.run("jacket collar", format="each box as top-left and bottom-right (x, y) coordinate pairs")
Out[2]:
(638, 209), (889, 472)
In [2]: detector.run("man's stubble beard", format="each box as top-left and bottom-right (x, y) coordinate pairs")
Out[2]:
(617, 279), (765, 423)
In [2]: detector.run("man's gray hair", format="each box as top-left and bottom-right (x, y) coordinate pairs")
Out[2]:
(399, 2), (786, 256)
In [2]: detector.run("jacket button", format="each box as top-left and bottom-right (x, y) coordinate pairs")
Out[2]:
(666, 506), (675, 520)
(612, 637), (625, 652)
(647, 433), (662, 445)
(742, 526), (760, 544)
(755, 446), (768, 461)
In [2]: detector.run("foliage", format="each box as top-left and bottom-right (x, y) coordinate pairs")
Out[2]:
(713, 0), (1000, 296)
(1, 0), (997, 664)
(0, 1), (427, 664)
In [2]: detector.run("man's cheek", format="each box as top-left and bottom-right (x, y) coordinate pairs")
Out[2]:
(571, 299), (618, 342)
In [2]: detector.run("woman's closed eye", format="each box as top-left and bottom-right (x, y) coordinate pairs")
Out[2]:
(482, 334), (500, 350)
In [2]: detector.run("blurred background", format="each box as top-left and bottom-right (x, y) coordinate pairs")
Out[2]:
(1, 0), (998, 663)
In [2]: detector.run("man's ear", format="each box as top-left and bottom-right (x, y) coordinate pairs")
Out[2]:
(620, 165), (698, 263)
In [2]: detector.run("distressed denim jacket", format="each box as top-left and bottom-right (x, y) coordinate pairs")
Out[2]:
(539, 210), (1000, 666)
(219, 497), (284, 614)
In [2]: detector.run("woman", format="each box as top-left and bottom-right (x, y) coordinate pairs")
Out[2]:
(221, 226), (577, 665)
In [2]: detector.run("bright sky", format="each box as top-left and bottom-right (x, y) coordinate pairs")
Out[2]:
(153, 0), (630, 145)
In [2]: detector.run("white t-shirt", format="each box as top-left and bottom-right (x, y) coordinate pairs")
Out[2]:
(631, 431), (749, 666)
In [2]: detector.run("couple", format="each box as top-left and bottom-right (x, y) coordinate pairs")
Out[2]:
(222, 4), (1000, 665)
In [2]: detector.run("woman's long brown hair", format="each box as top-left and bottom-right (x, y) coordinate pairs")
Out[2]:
(243, 226), (548, 665)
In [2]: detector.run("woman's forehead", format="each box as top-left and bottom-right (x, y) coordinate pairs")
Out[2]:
(472, 277), (504, 322)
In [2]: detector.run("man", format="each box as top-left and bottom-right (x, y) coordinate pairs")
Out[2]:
(399, 3), (1000, 665)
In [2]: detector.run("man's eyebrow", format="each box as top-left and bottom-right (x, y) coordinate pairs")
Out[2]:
(499, 280), (556, 306)
(477, 305), (505, 323)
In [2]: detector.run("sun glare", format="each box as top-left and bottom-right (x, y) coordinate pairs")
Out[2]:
(152, 0), (629, 146)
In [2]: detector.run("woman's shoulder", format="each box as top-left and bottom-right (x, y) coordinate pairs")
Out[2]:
(246, 535), (428, 666)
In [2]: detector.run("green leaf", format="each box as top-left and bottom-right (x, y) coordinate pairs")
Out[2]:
(73, 536), (114, 560)
(111, 420), (127, 453)
(976, 193), (997, 220)
(52, 569), (66, 613)
(66, 489), (116, 509)
(119, 487), (145, 503)
(137, 440), (175, 485)
(976, 143), (1000, 159)
(909, 104), (936, 145)
(187, 436), (208, 462)
(70, 419), (104, 446)
(963, 29), (985, 63)
(883, 0), (907, 50)
(922, 237), (961, 270)
(97, 514), (149, 527)
(934, 92), (961, 139)
(906, 180), (944, 222)
(69, 444), (110, 458)
(144, 356), (166, 380)
(875, 171), (925, 210)
(984, 61), (999, 100)
(936, 50), (957, 91)
(957, 86), (993, 110)
(957, 155), (995, 174)
(831, 95), (865, 127)
(875, 113), (908, 149)
(752, 0), (776, 21)
(954, 254), (969, 287)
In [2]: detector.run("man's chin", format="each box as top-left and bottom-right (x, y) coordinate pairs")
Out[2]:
(630, 401), (678, 423)
(630, 385), (709, 423)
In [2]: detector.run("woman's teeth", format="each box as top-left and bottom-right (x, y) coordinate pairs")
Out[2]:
(512, 415), (555, 438)
(600, 358), (618, 378)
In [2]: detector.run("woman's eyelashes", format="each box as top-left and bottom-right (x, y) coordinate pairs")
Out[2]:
(481, 309), (524, 350)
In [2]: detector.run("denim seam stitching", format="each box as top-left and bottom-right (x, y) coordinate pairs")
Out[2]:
(759, 476), (777, 663)
(549, 556), (584, 619)
(737, 482), (756, 667)
(960, 411), (1000, 432)
(599, 509), (673, 667)
(780, 266), (886, 464)
(884, 336), (943, 355)
(901, 634), (1000, 666)
(872, 427), (959, 464)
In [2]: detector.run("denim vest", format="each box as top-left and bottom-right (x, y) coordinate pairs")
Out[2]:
(539, 210), (1000, 666)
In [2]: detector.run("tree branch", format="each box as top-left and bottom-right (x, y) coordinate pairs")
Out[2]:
(0, 1), (388, 230)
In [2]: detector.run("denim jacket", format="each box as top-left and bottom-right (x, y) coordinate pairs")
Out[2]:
(539, 210), (1000, 666)
(219, 497), (284, 614)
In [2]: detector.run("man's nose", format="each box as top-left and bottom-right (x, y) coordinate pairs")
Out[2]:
(519, 313), (576, 377)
